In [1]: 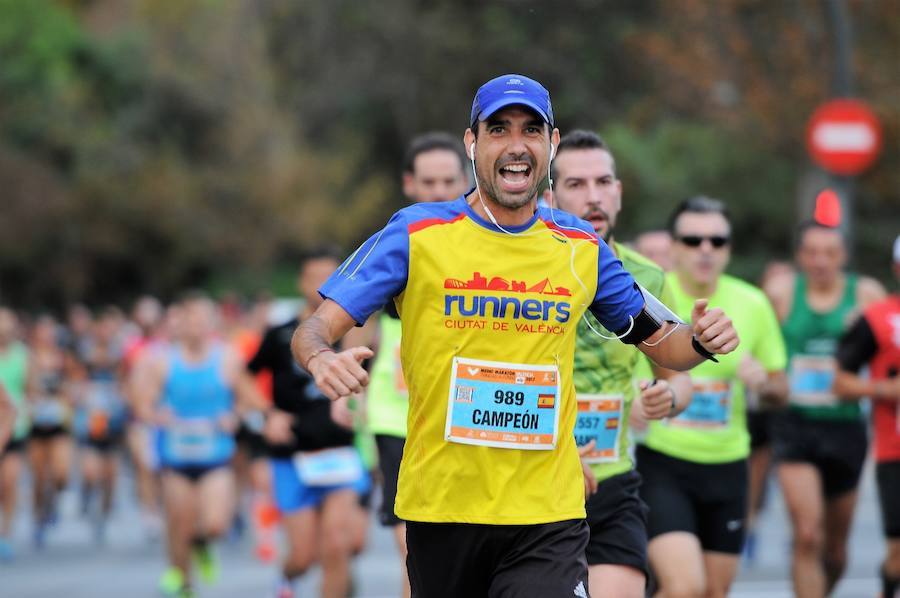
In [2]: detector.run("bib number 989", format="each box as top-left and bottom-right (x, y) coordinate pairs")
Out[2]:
(494, 390), (525, 406)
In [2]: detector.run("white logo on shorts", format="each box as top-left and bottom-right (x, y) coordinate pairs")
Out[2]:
(726, 519), (743, 532)
(574, 580), (588, 598)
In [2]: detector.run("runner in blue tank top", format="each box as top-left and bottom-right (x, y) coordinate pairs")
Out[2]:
(133, 293), (265, 598)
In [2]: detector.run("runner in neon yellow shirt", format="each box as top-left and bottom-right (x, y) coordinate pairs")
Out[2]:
(547, 130), (693, 598)
(294, 75), (739, 597)
(637, 196), (788, 598)
(365, 132), (469, 598)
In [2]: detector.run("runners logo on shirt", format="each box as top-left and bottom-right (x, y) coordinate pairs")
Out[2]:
(443, 271), (572, 331)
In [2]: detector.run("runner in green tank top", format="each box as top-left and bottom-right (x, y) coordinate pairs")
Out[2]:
(547, 130), (693, 598)
(0, 306), (30, 560)
(636, 197), (788, 598)
(356, 132), (469, 598)
(764, 220), (885, 598)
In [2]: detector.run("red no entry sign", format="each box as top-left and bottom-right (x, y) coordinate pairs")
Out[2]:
(806, 99), (882, 176)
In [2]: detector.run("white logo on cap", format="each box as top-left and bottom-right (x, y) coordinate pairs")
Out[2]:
(507, 78), (523, 85)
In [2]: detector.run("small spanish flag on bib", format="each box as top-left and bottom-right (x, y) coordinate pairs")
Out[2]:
(537, 394), (555, 409)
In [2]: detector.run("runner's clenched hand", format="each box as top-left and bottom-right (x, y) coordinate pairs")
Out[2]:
(307, 346), (374, 401)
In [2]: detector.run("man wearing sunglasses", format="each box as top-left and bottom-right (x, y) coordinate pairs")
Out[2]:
(764, 221), (885, 598)
(636, 196), (789, 598)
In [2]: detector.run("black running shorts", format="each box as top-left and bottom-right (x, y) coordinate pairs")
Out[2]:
(375, 434), (405, 526)
(877, 460), (900, 539)
(235, 423), (268, 460)
(747, 410), (773, 451)
(584, 469), (649, 577)
(1, 437), (25, 456)
(636, 445), (748, 555)
(406, 519), (591, 598)
(771, 410), (868, 499)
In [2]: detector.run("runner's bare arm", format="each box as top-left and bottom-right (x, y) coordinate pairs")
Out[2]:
(291, 299), (375, 401)
(857, 276), (887, 309)
(224, 348), (267, 412)
(637, 300), (739, 370)
(759, 371), (789, 406)
(130, 352), (166, 423)
(834, 369), (900, 401)
(762, 272), (795, 322)
(737, 355), (789, 407)
(0, 383), (14, 451)
(640, 366), (692, 419)
(24, 354), (38, 406)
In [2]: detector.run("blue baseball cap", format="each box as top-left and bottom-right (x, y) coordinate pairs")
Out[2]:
(470, 74), (554, 129)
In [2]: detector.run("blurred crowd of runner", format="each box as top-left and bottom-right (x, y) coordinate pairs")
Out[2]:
(0, 118), (897, 598)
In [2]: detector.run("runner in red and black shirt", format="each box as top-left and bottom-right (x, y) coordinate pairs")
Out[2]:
(835, 235), (900, 598)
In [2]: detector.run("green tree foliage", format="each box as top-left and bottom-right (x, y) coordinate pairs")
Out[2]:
(0, 0), (896, 308)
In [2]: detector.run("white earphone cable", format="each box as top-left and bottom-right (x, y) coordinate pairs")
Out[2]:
(468, 139), (635, 341)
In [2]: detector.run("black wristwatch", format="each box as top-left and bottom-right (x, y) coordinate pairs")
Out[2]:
(691, 336), (719, 363)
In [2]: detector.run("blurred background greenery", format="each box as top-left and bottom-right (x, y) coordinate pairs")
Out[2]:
(0, 0), (897, 309)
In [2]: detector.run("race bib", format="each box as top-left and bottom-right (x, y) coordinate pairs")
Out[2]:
(293, 447), (363, 487)
(166, 419), (218, 462)
(575, 394), (623, 463)
(789, 355), (837, 407)
(32, 399), (66, 427)
(445, 357), (560, 450)
(87, 382), (126, 438)
(88, 411), (109, 439)
(671, 379), (732, 430)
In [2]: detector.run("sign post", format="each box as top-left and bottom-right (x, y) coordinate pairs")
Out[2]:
(805, 98), (882, 256)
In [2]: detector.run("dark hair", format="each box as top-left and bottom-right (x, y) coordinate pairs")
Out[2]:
(668, 196), (731, 233)
(177, 289), (212, 305)
(795, 219), (843, 247)
(550, 129), (617, 180)
(303, 245), (345, 266)
(402, 132), (466, 174)
(98, 305), (122, 320)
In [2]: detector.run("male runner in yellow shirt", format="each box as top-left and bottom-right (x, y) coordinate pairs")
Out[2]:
(294, 74), (738, 597)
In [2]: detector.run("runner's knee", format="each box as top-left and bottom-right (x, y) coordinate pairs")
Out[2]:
(203, 519), (229, 539)
(793, 522), (823, 555)
(284, 543), (315, 576)
(320, 525), (352, 563)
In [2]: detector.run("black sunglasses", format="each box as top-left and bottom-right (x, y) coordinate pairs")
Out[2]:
(676, 235), (730, 248)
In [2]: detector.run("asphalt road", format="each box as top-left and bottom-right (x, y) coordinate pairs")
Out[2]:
(0, 459), (884, 597)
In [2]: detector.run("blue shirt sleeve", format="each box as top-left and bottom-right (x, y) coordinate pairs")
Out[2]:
(319, 212), (409, 325)
(588, 240), (645, 333)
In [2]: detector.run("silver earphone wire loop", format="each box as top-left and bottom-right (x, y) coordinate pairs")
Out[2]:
(468, 139), (637, 342)
(640, 321), (679, 346)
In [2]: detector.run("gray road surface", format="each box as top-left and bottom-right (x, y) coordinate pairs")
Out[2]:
(0, 460), (884, 597)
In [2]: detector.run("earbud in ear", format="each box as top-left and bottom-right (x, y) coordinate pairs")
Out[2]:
(469, 142), (476, 161)
(549, 144), (556, 162)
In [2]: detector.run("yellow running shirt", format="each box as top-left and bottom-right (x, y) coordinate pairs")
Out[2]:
(320, 196), (645, 524)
